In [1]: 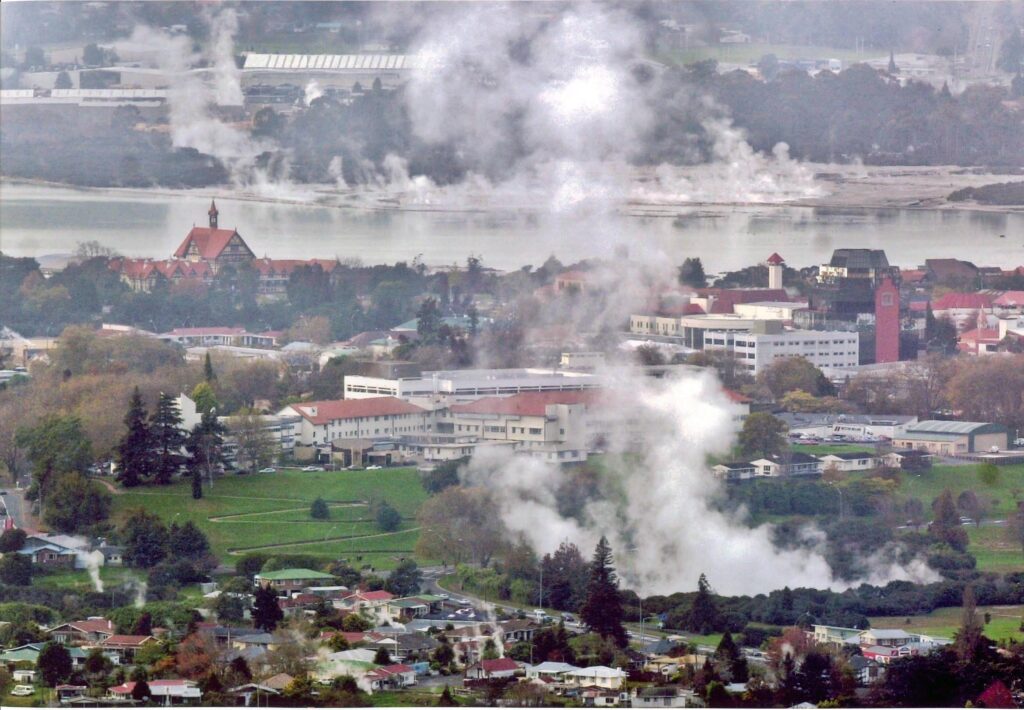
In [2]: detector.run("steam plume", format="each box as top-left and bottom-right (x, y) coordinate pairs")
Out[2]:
(83, 550), (105, 593)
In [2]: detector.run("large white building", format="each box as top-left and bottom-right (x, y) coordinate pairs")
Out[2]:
(628, 314), (784, 348)
(343, 368), (600, 406)
(277, 397), (432, 458)
(702, 329), (860, 375)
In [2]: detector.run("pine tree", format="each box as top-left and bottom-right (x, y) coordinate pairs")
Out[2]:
(149, 393), (186, 485)
(116, 387), (151, 488)
(688, 573), (721, 635)
(251, 583), (284, 632)
(437, 685), (457, 707)
(186, 409), (228, 488)
(203, 352), (217, 382)
(579, 536), (628, 647)
(955, 584), (984, 661)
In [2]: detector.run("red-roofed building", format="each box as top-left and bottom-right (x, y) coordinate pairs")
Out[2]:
(993, 291), (1024, 312)
(172, 201), (255, 271)
(47, 618), (115, 645)
(693, 288), (790, 315)
(466, 657), (520, 680)
(931, 292), (995, 330)
(957, 327), (1003, 356)
(341, 590), (395, 612)
(277, 398), (431, 458)
(109, 679), (202, 702)
(443, 390), (597, 463)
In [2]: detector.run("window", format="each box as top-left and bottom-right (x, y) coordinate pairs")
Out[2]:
(529, 428), (542, 435)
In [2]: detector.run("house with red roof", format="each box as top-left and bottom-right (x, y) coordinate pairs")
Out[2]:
(277, 397), (430, 460)
(100, 634), (157, 663)
(993, 291), (1024, 313)
(465, 657), (520, 680)
(931, 292), (995, 330)
(340, 589), (395, 613)
(47, 617), (115, 645)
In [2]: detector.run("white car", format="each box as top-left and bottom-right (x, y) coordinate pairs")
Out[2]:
(366, 465), (383, 470)
(301, 465), (325, 472)
(11, 685), (35, 697)
(258, 467), (276, 474)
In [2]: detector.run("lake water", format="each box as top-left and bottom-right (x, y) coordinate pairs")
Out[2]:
(0, 181), (1021, 273)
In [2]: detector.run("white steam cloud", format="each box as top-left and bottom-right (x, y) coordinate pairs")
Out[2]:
(83, 550), (105, 593)
(462, 368), (938, 597)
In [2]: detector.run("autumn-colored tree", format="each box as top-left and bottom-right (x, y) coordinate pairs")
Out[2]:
(175, 632), (215, 680)
(415, 486), (507, 566)
(945, 355), (1024, 434)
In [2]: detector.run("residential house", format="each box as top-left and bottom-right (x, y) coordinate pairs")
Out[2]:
(564, 666), (628, 690)
(100, 635), (157, 664)
(525, 662), (580, 680)
(465, 657), (520, 680)
(849, 655), (884, 685)
(891, 420), (1009, 455)
(631, 687), (700, 708)
(711, 462), (758, 481)
(341, 590), (395, 613)
(0, 643), (88, 669)
(17, 533), (91, 568)
(254, 568), (336, 596)
(748, 452), (823, 477)
(817, 451), (878, 472)
(359, 663), (417, 693)
(47, 618), (115, 645)
(109, 679), (202, 704)
(499, 619), (537, 645)
(228, 672), (294, 707)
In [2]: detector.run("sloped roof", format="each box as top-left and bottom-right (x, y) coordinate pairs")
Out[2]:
(449, 390), (601, 417)
(766, 252), (785, 265)
(931, 292), (994, 310)
(477, 658), (519, 673)
(828, 249), (889, 270)
(289, 398), (425, 425)
(173, 227), (249, 260)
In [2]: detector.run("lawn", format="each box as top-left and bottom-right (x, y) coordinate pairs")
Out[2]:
(31, 566), (138, 591)
(792, 443), (882, 456)
(900, 463), (1024, 518)
(869, 604), (1024, 644)
(110, 468), (428, 570)
(967, 525), (1023, 574)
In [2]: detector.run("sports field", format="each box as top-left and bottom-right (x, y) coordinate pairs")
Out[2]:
(870, 604), (1024, 644)
(110, 468), (428, 570)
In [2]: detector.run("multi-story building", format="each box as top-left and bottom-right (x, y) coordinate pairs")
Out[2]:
(702, 329), (860, 375)
(818, 249), (894, 284)
(277, 397), (432, 459)
(343, 368), (600, 406)
(628, 314), (783, 349)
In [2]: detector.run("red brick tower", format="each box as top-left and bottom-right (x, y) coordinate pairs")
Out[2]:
(875, 276), (900, 363)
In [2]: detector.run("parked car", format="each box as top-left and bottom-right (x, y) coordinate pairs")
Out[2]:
(258, 467), (276, 474)
(301, 465), (325, 472)
(960, 516), (974, 524)
(11, 685), (35, 697)
(561, 613), (576, 623)
(366, 465), (383, 470)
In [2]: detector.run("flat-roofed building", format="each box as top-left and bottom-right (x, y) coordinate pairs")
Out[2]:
(344, 368), (599, 405)
(702, 329), (860, 375)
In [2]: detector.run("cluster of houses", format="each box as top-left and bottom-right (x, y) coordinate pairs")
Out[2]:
(10, 532), (122, 570)
(809, 624), (953, 684)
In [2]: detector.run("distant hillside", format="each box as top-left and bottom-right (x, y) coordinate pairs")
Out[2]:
(948, 181), (1024, 206)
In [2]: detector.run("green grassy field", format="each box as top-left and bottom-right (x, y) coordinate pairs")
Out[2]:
(110, 468), (428, 570)
(900, 464), (1024, 518)
(967, 525), (1024, 574)
(792, 443), (882, 456)
(869, 604), (1024, 644)
(31, 566), (138, 591)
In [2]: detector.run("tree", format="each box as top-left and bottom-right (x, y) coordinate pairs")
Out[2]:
(541, 541), (589, 612)
(437, 685), (457, 706)
(122, 509), (169, 568)
(131, 678), (152, 702)
(385, 559), (422, 597)
(44, 472), (110, 533)
(37, 642), (73, 686)
(0, 552), (32, 585)
(579, 536), (628, 647)
(373, 647), (392, 665)
(186, 409), (227, 488)
(758, 357), (835, 399)
(421, 458), (464, 494)
(955, 584), (984, 661)
(203, 352), (217, 383)
(17, 414), (92, 498)
(231, 409), (276, 473)
(374, 499), (402, 532)
(757, 53), (780, 81)
(310, 495), (331, 520)
(149, 393), (185, 485)
(738, 412), (787, 458)
(23, 46), (46, 69)
(252, 583), (284, 632)
(116, 387), (151, 488)
(169, 520), (211, 560)
(82, 43), (104, 66)
(54, 70), (72, 90)
(678, 257), (708, 288)
(978, 461), (1001, 487)
(687, 574), (721, 635)
(192, 466), (203, 500)
(191, 382), (218, 415)
(713, 630), (748, 682)
(416, 297), (443, 344)
(0, 528), (27, 553)
(930, 489), (968, 552)
(415, 487), (506, 566)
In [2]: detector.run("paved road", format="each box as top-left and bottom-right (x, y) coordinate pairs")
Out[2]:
(0, 487), (32, 530)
